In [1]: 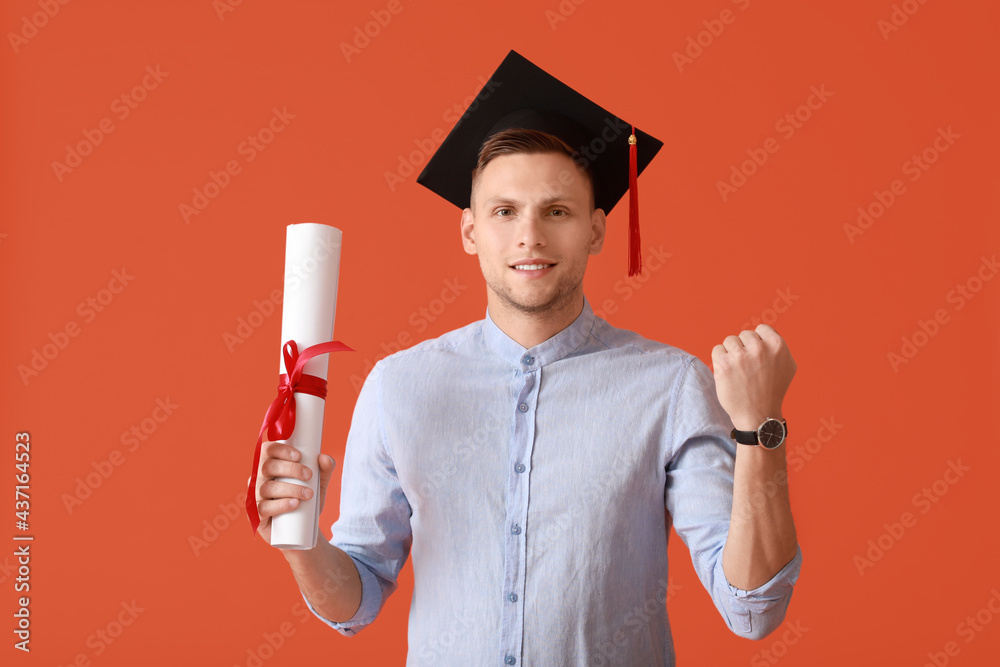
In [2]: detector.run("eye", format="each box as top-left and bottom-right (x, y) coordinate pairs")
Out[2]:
(548, 208), (568, 217)
(495, 207), (514, 217)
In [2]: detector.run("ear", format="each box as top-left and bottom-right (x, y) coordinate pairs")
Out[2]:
(460, 208), (477, 255)
(589, 208), (607, 255)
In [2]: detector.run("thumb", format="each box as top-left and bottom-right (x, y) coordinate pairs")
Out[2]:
(317, 453), (337, 493)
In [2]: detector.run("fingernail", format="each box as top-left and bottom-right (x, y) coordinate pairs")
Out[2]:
(303, 489), (313, 499)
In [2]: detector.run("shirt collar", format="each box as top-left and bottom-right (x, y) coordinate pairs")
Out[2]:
(482, 298), (596, 369)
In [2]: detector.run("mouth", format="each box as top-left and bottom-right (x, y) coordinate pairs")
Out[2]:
(510, 261), (556, 279)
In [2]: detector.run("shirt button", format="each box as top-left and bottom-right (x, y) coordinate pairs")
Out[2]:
(522, 355), (534, 365)
(505, 657), (516, 665)
(514, 463), (525, 473)
(508, 592), (518, 602)
(518, 403), (528, 413)
(511, 524), (521, 535)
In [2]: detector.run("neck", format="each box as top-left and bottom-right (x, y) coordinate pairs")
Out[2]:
(487, 293), (585, 349)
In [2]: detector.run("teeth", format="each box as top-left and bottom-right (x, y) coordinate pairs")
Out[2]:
(514, 264), (551, 271)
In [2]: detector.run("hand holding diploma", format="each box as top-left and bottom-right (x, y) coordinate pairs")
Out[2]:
(253, 442), (337, 547)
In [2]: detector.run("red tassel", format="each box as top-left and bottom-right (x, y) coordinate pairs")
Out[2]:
(628, 126), (641, 276)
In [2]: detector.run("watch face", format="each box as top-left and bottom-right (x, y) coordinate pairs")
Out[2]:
(758, 419), (786, 449)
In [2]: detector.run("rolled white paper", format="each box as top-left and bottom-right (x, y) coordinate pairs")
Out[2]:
(270, 223), (342, 550)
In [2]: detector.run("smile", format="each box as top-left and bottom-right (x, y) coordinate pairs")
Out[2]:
(512, 264), (554, 271)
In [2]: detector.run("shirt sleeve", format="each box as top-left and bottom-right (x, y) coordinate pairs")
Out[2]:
(664, 355), (802, 641)
(304, 361), (413, 636)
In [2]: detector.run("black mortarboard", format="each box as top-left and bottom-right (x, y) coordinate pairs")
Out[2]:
(416, 49), (663, 276)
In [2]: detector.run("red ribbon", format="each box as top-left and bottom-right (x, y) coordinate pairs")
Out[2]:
(245, 339), (353, 534)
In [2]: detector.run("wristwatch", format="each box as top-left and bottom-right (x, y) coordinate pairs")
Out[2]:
(730, 418), (787, 450)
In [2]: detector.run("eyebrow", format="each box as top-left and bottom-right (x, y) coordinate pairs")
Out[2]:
(482, 195), (574, 207)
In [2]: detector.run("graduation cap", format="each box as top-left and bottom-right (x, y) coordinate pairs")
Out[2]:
(416, 49), (663, 276)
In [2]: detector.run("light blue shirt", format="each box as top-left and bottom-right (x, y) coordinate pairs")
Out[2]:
(308, 299), (802, 666)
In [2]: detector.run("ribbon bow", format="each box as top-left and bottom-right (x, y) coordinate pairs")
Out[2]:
(245, 339), (352, 534)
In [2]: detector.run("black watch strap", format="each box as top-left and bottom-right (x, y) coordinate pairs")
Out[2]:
(730, 419), (788, 446)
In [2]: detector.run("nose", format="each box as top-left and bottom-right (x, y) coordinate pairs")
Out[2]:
(517, 209), (546, 247)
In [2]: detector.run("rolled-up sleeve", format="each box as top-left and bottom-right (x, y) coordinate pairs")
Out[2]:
(304, 362), (413, 636)
(302, 557), (384, 636)
(712, 543), (802, 639)
(665, 356), (802, 640)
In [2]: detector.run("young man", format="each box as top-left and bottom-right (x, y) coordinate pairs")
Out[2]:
(254, 51), (801, 666)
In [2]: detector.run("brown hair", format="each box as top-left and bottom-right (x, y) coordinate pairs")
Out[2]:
(470, 128), (594, 209)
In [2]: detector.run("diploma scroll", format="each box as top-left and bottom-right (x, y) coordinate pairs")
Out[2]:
(270, 223), (342, 550)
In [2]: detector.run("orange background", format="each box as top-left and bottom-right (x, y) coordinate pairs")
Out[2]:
(2, 0), (999, 665)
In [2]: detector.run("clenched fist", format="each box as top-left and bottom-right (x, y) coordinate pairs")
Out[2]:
(711, 323), (796, 431)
